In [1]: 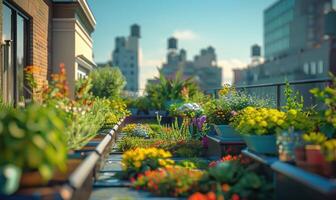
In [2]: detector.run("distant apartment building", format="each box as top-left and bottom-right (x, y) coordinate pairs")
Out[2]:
(161, 37), (222, 92)
(234, 0), (334, 86)
(112, 24), (140, 92)
(0, 0), (96, 103)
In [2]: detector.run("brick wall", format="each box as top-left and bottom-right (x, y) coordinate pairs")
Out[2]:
(11, 0), (52, 88)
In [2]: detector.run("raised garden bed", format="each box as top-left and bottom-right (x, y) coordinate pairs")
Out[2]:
(0, 118), (125, 200)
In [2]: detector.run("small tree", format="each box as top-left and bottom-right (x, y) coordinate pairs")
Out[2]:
(89, 66), (126, 99)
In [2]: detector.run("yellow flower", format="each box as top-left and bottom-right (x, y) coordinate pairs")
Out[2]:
(260, 121), (268, 127)
(134, 161), (141, 168)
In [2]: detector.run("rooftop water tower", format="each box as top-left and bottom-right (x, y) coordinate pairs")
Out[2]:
(251, 44), (262, 66)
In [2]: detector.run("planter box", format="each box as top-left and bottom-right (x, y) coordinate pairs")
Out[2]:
(213, 124), (241, 138)
(243, 135), (277, 155)
(206, 135), (245, 159)
(0, 118), (126, 200)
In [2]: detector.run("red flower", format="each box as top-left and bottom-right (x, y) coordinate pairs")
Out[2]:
(231, 194), (240, 200)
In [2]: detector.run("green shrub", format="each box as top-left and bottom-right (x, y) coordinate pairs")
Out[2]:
(90, 67), (126, 99)
(0, 104), (67, 181)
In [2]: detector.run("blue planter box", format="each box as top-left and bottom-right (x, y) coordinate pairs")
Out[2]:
(213, 125), (242, 138)
(243, 134), (277, 155)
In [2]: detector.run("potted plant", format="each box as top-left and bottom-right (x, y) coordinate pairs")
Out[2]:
(204, 86), (269, 139)
(277, 110), (314, 162)
(231, 107), (286, 154)
(276, 82), (315, 162)
(321, 139), (336, 177)
(0, 104), (67, 193)
(302, 131), (328, 165)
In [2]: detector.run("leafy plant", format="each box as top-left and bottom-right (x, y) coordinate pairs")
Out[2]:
(192, 160), (273, 200)
(302, 131), (328, 145)
(204, 90), (270, 125)
(145, 70), (200, 110)
(310, 75), (336, 137)
(122, 124), (154, 138)
(322, 139), (336, 161)
(231, 107), (286, 135)
(283, 82), (304, 112)
(90, 67), (126, 99)
(0, 104), (67, 181)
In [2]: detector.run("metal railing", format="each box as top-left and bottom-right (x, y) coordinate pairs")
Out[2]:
(213, 78), (332, 109)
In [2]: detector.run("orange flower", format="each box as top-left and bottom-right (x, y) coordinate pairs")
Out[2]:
(222, 183), (230, 192)
(188, 192), (208, 200)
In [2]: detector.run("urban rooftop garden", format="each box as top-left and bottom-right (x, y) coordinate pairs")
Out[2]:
(1, 65), (336, 200)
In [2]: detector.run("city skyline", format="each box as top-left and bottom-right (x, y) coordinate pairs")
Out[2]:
(88, 0), (273, 89)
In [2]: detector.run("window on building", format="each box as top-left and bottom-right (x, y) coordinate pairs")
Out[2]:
(130, 71), (134, 75)
(318, 60), (324, 74)
(303, 63), (309, 74)
(2, 2), (29, 105)
(310, 62), (317, 75)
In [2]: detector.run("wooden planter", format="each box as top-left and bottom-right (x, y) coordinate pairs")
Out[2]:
(1, 118), (126, 200)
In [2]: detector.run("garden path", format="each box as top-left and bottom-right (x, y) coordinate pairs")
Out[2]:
(89, 130), (186, 200)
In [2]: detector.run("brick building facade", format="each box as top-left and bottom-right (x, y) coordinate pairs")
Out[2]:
(0, 0), (95, 104)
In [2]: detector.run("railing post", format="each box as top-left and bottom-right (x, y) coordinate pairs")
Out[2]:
(276, 84), (281, 110)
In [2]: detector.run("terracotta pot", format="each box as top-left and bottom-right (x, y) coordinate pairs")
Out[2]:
(294, 146), (306, 162)
(305, 145), (325, 165)
(20, 171), (45, 187)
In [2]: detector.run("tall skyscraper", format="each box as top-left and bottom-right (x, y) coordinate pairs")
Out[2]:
(112, 24), (140, 92)
(234, 0), (334, 86)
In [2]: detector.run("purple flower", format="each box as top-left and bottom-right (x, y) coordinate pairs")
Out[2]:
(196, 115), (207, 131)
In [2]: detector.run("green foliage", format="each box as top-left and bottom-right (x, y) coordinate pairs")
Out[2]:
(90, 67), (126, 99)
(64, 98), (108, 150)
(117, 137), (202, 157)
(204, 91), (270, 125)
(310, 75), (336, 136)
(302, 131), (328, 145)
(103, 99), (130, 128)
(322, 139), (336, 161)
(0, 97), (13, 111)
(195, 160), (273, 200)
(122, 124), (155, 138)
(0, 104), (67, 181)
(145, 70), (200, 110)
(283, 82), (304, 111)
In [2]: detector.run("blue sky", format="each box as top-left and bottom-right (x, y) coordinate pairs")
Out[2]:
(88, 0), (275, 89)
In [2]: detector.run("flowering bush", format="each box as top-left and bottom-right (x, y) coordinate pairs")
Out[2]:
(281, 109), (314, 133)
(117, 137), (203, 157)
(122, 124), (154, 138)
(103, 99), (130, 127)
(132, 166), (204, 197)
(231, 107), (286, 135)
(121, 148), (175, 178)
(204, 91), (270, 125)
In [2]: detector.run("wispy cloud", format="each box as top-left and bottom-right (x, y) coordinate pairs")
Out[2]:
(173, 30), (199, 40)
(218, 59), (248, 84)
